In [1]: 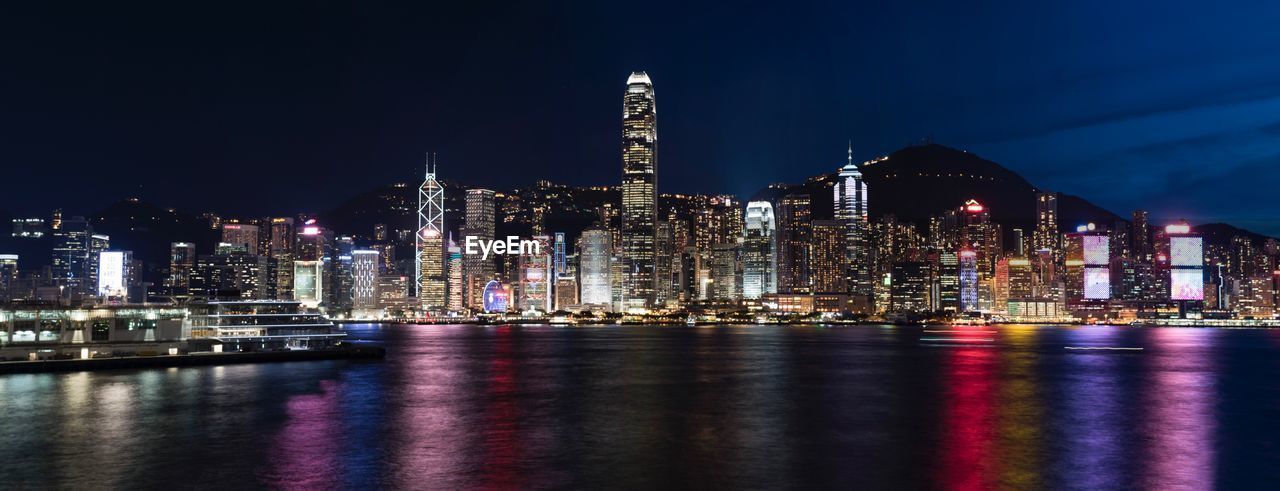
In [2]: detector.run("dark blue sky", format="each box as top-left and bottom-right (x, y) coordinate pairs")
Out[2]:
(4, 1), (1280, 233)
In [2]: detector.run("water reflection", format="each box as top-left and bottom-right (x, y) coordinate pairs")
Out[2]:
(1143, 328), (1216, 490)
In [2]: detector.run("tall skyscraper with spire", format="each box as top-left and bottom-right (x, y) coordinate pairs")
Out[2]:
(833, 142), (870, 296)
(621, 71), (657, 309)
(416, 154), (446, 310)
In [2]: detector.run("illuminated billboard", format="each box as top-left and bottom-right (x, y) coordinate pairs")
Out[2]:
(1170, 236), (1203, 267)
(1171, 269), (1204, 301)
(98, 251), (126, 297)
(482, 280), (510, 313)
(1084, 267), (1110, 300)
(1083, 235), (1109, 266)
(293, 260), (323, 308)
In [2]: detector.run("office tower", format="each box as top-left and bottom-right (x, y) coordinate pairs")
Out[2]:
(555, 276), (579, 310)
(51, 217), (91, 294)
(1131, 210), (1151, 261)
(377, 274), (410, 310)
(938, 251), (960, 312)
(694, 196), (743, 252)
(621, 71), (658, 309)
(416, 156), (446, 309)
(518, 235), (552, 312)
(959, 249), (979, 312)
(810, 220), (847, 293)
(352, 250), (379, 310)
(553, 233), (567, 277)
(1063, 233), (1085, 305)
(777, 194), (812, 293)
(833, 143), (869, 295)
(463, 188), (496, 309)
(1162, 222), (1204, 305)
(742, 201), (777, 299)
(1032, 191), (1059, 254)
(332, 236), (356, 309)
(654, 221), (674, 307)
(579, 228), (613, 308)
(710, 242), (741, 301)
(1082, 233), (1111, 300)
(268, 217), (296, 299)
(293, 260), (325, 308)
(168, 242), (196, 299)
(190, 254), (269, 300)
(97, 250), (132, 300)
(1006, 257), (1034, 300)
(221, 222), (260, 256)
(0, 254), (16, 302)
(50, 208), (62, 231)
(890, 261), (931, 312)
(86, 234), (110, 296)
(296, 222), (327, 261)
(1011, 228), (1025, 257)
(446, 240), (464, 312)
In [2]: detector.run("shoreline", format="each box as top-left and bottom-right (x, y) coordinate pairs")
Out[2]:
(0, 346), (386, 375)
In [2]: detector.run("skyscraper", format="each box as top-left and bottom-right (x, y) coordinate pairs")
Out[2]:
(742, 201), (777, 299)
(810, 220), (847, 293)
(833, 143), (869, 296)
(51, 216), (91, 294)
(463, 188), (496, 309)
(168, 242), (196, 300)
(221, 222), (260, 256)
(1033, 191), (1059, 254)
(416, 156), (445, 309)
(777, 194), (812, 294)
(621, 71), (657, 309)
(579, 228), (613, 308)
(352, 250), (379, 311)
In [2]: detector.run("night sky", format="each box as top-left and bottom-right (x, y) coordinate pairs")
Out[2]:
(5, 1), (1280, 233)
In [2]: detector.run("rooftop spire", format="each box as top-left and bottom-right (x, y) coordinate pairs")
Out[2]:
(847, 140), (853, 166)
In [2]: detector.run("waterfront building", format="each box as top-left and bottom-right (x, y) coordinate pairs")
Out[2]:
(742, 201), (777, 299)
(518, 235), (552, 312)
(890, 261), (931, 313)
(190, 253), (269, 300)
(96, 250), (132, 301)
(51, 216), (92, 295)
(810, 220), (847, 293)
(654, 221), (674, 307)
(293, 260), (324, 309)
(463, 189), (496, 309)
(352, 250), (379, 310)
(416, 156), (446, 310)
(555, 276), (579, 310)
(1032, 191), (1059, 255)
(446, 240), (464, 312)
(0, 305), (187, 359)
(777, 193), (812, 294)
(937, 251), (960, 312)
(621, 71), (658, 309)
(959, 249), (979, 312)
(578, 228), (613, 308)
(0, 255), (18, 302)
(268, 217), (296, 300)
(710, 242), (741, 301)
(833, 143), (870, 296)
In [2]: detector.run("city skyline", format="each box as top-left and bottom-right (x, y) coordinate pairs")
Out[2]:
(5, 2), (1280, 233)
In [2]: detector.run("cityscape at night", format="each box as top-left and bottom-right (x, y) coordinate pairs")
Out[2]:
(3, 1), (1280, 488)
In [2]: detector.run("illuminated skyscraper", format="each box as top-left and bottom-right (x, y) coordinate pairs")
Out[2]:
(833, 143), (869, 295)
(777, 194), (812, 293)
(810, 220), (847, 293)
(1032, 191), (1059, 254)
(463, 188), (496, 309)
(579, 228), (613, 308)
(742, 201), (777, 299)
(221, 222), (260, 256)
(352, 250), (379, 310)
(51, 216), (91, 294)
(416, 155), (445, 309)
(621, 71), (657, 308)
(168, 242), (196, 300)
(446, 239), (464, 312)
(518, 235), (552, 312)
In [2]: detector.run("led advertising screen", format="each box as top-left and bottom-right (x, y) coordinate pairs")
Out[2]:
(1171, 268), (1204, 301)
(1170, 236), (1203, 267)
(1084, 266), (1110, 299)
(1083, 235), (1109, 266)
(98, 251), (125, 297)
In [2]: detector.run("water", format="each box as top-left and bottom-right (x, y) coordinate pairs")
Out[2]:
(1, 324), (1278, 489)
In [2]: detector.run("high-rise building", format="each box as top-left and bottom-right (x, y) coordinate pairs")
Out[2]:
(168, 242), (196, 300)
(51, 216), (92, 294)
(221, 222), (260, 256)
(1032, 191), (1059, 254)
(352, 250), (379, 310)
(87, 234), (110, 296)
(810, 220), (847, 293)
(0, 254), (17, 302)
(777, 194), (812, 294)
(190, 253), (269, 300)
(937, 251), (960, 312)
(463, 188), (496, 309)
(959, 249), (979, 312)
(833, 143), (870, 295)
(654, 221), (674, 307)
(446, 240), (464, 312)
(518, 235), (552, 312)
(293, 260), (325, 309)
(579, 228), (613, 308)
(416, 157), (446, 309)
(97, 250), (131, 300)
(268, 217), (296, 300)
(710, 242), (741, 301)
(890, 261), (931, 313)
(742, 201), (777, 299)
(621, 71), (658, 309)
